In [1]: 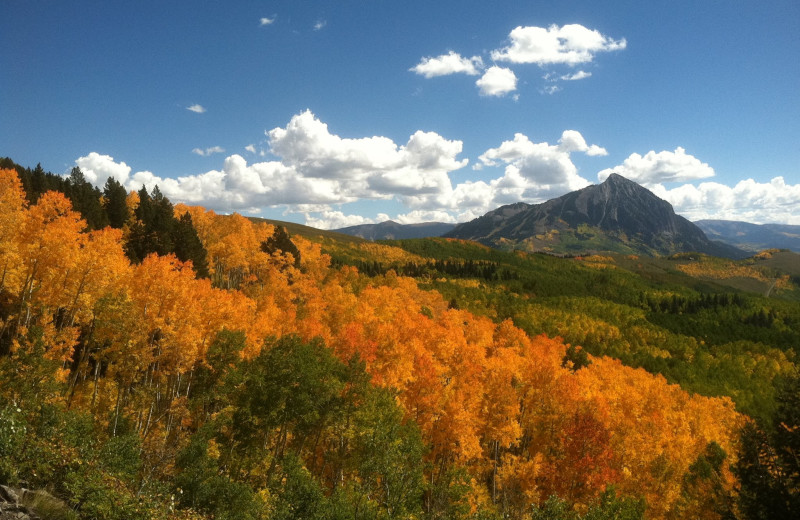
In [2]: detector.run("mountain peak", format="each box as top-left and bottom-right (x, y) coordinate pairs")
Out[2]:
(445, 175), (746, 258)
(602, 172), (626, 183)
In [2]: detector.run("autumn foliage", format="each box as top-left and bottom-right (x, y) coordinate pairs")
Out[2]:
(0, 168), (750, 518)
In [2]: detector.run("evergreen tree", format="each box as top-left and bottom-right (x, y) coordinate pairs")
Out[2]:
(261, 225), (301, 267)
(66, 167), (108, 230)
(102, 177), (129, 229)
(173, 212), (209, 278)
(123, 185), (209, 277)
(147, 185), (176, 255)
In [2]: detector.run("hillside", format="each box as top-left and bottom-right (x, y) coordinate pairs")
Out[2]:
(445, 173), (747, 258)
(0, 165), (797, 519)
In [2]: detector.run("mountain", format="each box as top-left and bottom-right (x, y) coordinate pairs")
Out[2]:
(334, 220), (456, 240)
(444, 173), (747, 258)
(694, 220), (800, 253)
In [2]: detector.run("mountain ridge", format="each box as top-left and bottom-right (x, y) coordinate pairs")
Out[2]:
(333, 220), (456, 240)
(694, 219), (800, 253)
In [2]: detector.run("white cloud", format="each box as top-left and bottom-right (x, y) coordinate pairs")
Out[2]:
(245, 144), (256, 154)
(395, 130), (605, 218)
(558, 130), (608, 156)
(192, 146), (226, 157)
(472, 131), (607, 202)
(491, 24), (626, 65)
(186, 104), (206, 114)
(75, 114), (800, 228)
(314, 20), (326, 31)
(75, 152), (132, 186)
(476, 66), (518, 97)
(259, 16), (275, 26)
(266, 110), (468, 197)
(410, 51), (484, 78)
(597, 147), (715, 185)
(77, 111), (470, 219)
(651, 177), (800, 225)
(561, 70), (592, 81)
(304, 211), (378, 230)
(413, 24), (623, 97)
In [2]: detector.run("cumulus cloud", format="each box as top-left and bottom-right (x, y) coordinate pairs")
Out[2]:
(476, 66), (518, 97)
(245, 144), (256, 154)
(186, 104), (206, 113)
(475, 131), (599, 199)
(410, 51), (484, 78)
(304, 211), (378, 230)
(652, 177), (800, 225)
(192, 146), (226, 157)
(266, 110), (468, 197)
(491, 24), (626, 65)
(413, 23), (625, 97)
(314, 20), (326, 31)
(77, 111), (471, 220)
(259, 16), (275, 26)
(558, 130), (608, 156)
(597, 147), (715, 185)
(75, 152), (133, 186)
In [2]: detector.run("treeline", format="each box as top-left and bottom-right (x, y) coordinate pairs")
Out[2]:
(640, 292), (746, 314)
(0, 157), (209, 278)
(332, 257), (519, 281)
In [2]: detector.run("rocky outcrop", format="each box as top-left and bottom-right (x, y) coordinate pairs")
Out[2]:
(0, 485), (67, 520)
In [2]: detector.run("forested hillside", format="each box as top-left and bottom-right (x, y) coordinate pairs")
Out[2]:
(0, 166), (797, 519)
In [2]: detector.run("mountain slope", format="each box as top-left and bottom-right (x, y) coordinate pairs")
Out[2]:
(695, 219), (800, 252)
(445, 173), (747, 258)
(334, 220), (455, 240)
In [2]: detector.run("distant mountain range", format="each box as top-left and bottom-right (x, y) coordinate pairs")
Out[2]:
(334, 174), (800, 258)
(333, 220), (456, 240)
(694, 220), (800, 253)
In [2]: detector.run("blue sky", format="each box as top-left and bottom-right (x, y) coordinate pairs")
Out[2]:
(3, 0), (799, 226)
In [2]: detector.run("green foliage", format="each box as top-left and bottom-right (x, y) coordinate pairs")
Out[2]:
(0, 404), (27, 483)
(175, 428), (264, 520)
(177, 335), (429, 520)
(99, 432), (142, 485)
(531, 488), (645, 520)
(348, 388), (426, 518)
(267, 454), (328, 520)
(424, 465), (473, 520)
